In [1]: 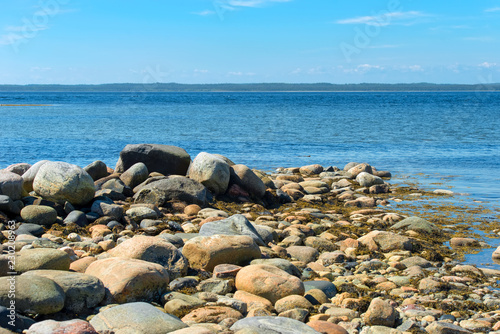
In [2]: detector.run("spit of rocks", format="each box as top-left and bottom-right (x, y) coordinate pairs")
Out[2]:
(0, 143), (499, 334)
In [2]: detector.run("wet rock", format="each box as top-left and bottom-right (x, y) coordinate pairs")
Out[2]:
(235, 264), (304, 304)
(0, 171), (23, 201)
(230, 316), (321, 334)
(115, 143), (191, 176)
(33, 162), (95, 206)
(363, 297), (397, 327)
(134, 177), (208, 207)
(90, 302), (187, 333)
(450, 237), (480, 248)
(20, 205), (57, 226)
(182, 306), (243, 324)
(0, 275), (65, 315)
(199, 214), (265, 246)
(493, 246), (500, 262)
(22, 270), (105, 314)
(14, 248), (71, 273)
(0, 305), (35, 332)
(27, 319), (97, 334)
(85, 258), (170, 304)
(182, 235), (261, 272)
(84, 160), (108, 181)
(231, 164), (266, 198)
(14, 223), (44, 237)
(188, 152), (230, 195)
(356, 172), (384, 187)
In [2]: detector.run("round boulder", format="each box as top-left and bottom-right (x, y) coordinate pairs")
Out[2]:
(20, 205), (57, 226)
(33, 162), (95, 206)
(188, 152), (230, 195)
(0, 171), (23, 201)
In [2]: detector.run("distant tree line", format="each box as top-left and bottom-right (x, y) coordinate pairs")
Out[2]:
(1, 82), (499, 92)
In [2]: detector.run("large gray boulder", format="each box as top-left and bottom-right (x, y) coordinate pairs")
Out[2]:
(188, 152), (230, 195)
(0, 171), (23, 201)
(199, 214), (265, 246)
(230, 316), (321, 334)
(22, 270), (105, 314)
(90, 302), (187, 334)
(32, 162), (95, 206)
(84, 160), (109, 181)
(231, 164), (266, 198)
(21, 160), (49, 193)
(115, 144), (191, 176)
(390, 216), (441, 235)
(356, 172), (384, 187)
(133, 177), (208, 206)
(14, 248), (71, 273)
(120, 162), (148, 188)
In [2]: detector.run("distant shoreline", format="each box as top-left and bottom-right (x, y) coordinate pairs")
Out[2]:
(1, 82), (500, 93)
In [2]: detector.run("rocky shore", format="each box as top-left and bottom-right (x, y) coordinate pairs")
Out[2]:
(0, 143), (499, 334)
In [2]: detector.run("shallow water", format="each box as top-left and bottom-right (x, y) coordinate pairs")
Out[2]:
(1, 91), (499, 266)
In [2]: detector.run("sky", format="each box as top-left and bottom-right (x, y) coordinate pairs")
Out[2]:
(0, 0), (499, 85)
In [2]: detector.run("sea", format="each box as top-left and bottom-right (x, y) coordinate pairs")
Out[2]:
(1, 91), (499, 267)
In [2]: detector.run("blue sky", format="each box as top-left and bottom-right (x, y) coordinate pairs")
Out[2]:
(1, 0), (499, 84)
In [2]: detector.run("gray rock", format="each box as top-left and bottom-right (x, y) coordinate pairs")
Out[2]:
(21, 160), (49, 193)
(90, 302), (187, 333)
(0, 275), (65, 315)
(230, 316), (321, 334)
(254, 225), (275, 244)
(16, 223), (44, 237)
(356, 172), (384, 187)
(115, 143), (191, 176)
(197, 277), (234, 295)
(0, 305), (35, 332)
(126, 206), (158, 223)
(231, 165), (266, 198)
(64, 210), (88, 227)
(120, 162), (148, 188)
(0, 171), (23, 201)
(401, 256), (432, 268)
(250, 258), (301, 277)
(303, 280), (337, 298)
(390, 216), (441, 235)
(22, 270), (105, 313)
(426, 321), (472, 334)
(3, 163), (31, 176)
(84, 160), (109, 181)
(0, 195), (20, 215)
(157, 233), (184, 248)
(188, 152), (230, 195)
(286, 245), (319, 263)
(133, 177), (209, 207)
(91, 200), (124, 220)
(20, 205), (57, 226)
(14, 248), (71, 273)
(199, 214), (265, 246)
(32, 162), (95, 206)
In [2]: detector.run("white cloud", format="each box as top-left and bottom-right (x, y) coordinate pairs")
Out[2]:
(343, 64), (385, 74)
(485, 7), (500, 12)
(227, 71), (256, 76)
(194, 69), (209, 73)
(409, 65), (423, 72)
(30, 67), (52, 72)
(478, 62), (497, 68)
(463, 36), (494, 42)
(226, 0), (291, 8)
(192, 10), (216, 16)
(336, 11), (427, 26)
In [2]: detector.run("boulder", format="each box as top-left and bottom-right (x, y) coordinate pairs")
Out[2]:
(14, 248), (71, 273)
(15, 223), (44, 237)
(250, 258), (301, 277)
(450, 237), (480, 248)
(358, 230), (414, 252)
(133, 177), (208, 207)
(235, 264), (304, 304)
(390, 216), (440, 235)
(3, 163), (31, 176)
(0, 305), (35, 332)
(126, 206), (158, 223)
(32, 162), (95, 206)
(27, 319), (97, 334)
(230, 316), (321, 334)
(199, 214), (265, 246)
(21, 160), (49, 193)
(181, 306), (243, 324)
(107, 235), (188, 279)
(0, 171), (23, 201)
(307, 321), (348, 334)
(0, 195), (20, 215)
(120, 162), (148, 188)
(22, 270), (105, 314)
(188, 152), (230, 195)
(231, 165), (266, 198)
(347, 163), (372, 177)
(90, 200), (123, 220)
(363, 297), (397, 327)
(84, 160), (109, 181)
(115, 144), (191, 176)
(493, 246), (500, 262)
(286, 246), (319, 263)
(356, 172), (384, 187)
(275, 295), (313, 313)
(64, 210), (88, 227)
(85, 258), (170, 304)
(299, 164), (324, 176)
(0, 275), (65, 315)
(425, 321), (472, 334)
(20, 205), (57, 226)
(182, 235), (261, 272)
(90, 302), (187, 333)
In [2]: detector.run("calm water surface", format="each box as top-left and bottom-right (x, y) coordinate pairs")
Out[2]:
(1, 92), (499, 266)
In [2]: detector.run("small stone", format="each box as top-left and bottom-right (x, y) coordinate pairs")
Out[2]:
(275, 295), (313, 313)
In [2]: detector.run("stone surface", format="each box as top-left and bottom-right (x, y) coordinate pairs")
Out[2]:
(120, 162), (148, 188)
(231, 164), (266, 198)
(199, 214), (265, 246)
(15, 223), (45, 237)
(115, 143), (191, 176)
(0, 275), (65, 315)
(230, 316), (321, 334)
(356, 172), (384, 187)
(90, 302), (187, 333)
(84, 160), (108, 181)
(188, 152), (230, 195)
(22, 160), (49, 193)
(133, 177), (208, 207)
(85, 258), (170, 304)
(303, 280), (337, 298)
(27, 319), (98, 334)
(390, 216), (440, 234)
(307, 321), (348, 334)
(0, 195), (20, 215)
(64, 210), (88, 227)
(182, 235), (261, 272)
(33, 162), (95, 206)
(0, 305), (35, 332)
(181, 306), (243, 324)
(3, 163), (31, 176)
(450, 237), (480, 248)
(363, 297), (397, 327)
(286, 245), (319, 263)
(0, 171), (23, 201)
(20, 205), (57, 226)
(14, 248), (71, 273)
(125, 206), (158, 223)
(235, 264), (304, 304)
(426, 321), (472, 334)
(250, 258), (301, 277)
(91, 199), (124, 220)
(275, 295), (313, 313)
(22, 270), (105, 314)
(358, 230), (413, 252)
(107, 235), (188, 279)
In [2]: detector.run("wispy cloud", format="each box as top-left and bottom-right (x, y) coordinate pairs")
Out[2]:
(336, 11), (427, 26)
(478, 62), (497, 68)
(228, 71), (256, 76)
(225, 0), (292, 8)
(463, 36), (494, 42)
(4, 25), (48, 32)
(485, 7), (500, 12)
(192, 10), (216, 16)
(195, 0), (291, 16)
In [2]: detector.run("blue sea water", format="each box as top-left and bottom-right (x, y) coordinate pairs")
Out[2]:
(1, 91), (499, 265)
